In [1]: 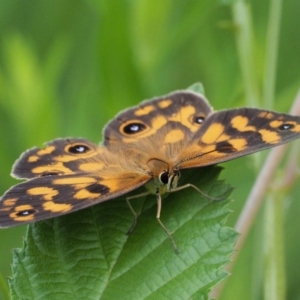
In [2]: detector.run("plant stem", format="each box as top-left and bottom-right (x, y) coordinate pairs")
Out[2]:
(264, 192), (286, 300)
(232, 1), (260, 107)
(263, 1), (285, 298)
(262, 0), (282, 109)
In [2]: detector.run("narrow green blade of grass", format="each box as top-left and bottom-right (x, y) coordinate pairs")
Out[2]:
(8, 167), (237, 300)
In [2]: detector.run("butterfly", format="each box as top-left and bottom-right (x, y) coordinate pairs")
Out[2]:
(1, 90), (300, 249)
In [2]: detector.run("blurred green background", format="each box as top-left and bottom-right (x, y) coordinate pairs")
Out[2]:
(0, 1), (300, 299)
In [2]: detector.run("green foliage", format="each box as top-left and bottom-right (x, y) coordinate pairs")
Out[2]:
(8, 167), (237, 300)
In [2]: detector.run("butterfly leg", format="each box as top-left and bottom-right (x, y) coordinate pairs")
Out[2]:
(171, 183), (225, 201)
(155, 192), (179, 254)
(126, 191), (150, 235)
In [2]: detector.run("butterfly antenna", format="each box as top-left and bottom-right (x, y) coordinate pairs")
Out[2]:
(147, 157), (170, 171)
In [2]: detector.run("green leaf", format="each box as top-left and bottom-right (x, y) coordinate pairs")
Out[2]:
(187, 82), (205, 95)
(9, 167), (237, 300)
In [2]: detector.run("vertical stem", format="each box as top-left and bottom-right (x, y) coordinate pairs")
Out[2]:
(264, 192), (286, 300)
(232, 1), (260, 107)
(263, 0), (285, 299)
(262, 0), (283, 109)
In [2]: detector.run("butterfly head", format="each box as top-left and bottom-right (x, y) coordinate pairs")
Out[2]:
(159, 169), (180, 193)
(145, 157), (180, 195)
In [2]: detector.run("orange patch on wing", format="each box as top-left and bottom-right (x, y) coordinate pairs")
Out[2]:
(269, 120), (283, 128)
(98, 178), (121, 192)
(231, 116), (256, 132)
(0, 207), (10, 212)
(74, 189), (101, 199)
(27, 187), (58, 200)
(54, 155), (81, 162)
(72, 183), (93, 189)
(37, 146), (55, 156)
(28, 155), (39, 162)
(151, 115), (168, 129)
(168, 105), (198, 131)
(157, 99), (172, 109)
(53, 177), (96, 185)
(32, 162), (73, 175)
(201, 123), (225, 144)
(291, 124), (300, 132)
(259, 129), (281, 144)
(79, 162), (106, 172)
(258, 111), (274, 119)
(43, 201), (72, 213)
(3, 198), (17, 207)
(228, 138), (247, 150)
(163, 129), (185, 144)
(134, 105), (155, 116)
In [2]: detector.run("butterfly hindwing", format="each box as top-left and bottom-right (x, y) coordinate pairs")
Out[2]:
(0, 171), (151, 227)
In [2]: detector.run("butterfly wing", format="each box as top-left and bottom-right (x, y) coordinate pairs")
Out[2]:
(103, 91), (212, 147)
(178, 108), (300, 169)
(12, 138), (105, 179)
(3, 93), (300, 227)
(0, 139), (151, 227)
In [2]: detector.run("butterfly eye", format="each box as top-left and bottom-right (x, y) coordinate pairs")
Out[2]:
(193, 116), (205, 124)
(122, 122), (147, 134)
(16, 209), (36, 217)
(278, 123), (295, 130)
(67, 144), (91, 154)
(159, 171), (169, 185)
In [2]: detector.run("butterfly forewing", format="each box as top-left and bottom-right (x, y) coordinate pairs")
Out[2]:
(12, 138), (103, 179)
(178, 108), (300, 169)
(0, 139), (152, 227)
(104, 91), (212, 147)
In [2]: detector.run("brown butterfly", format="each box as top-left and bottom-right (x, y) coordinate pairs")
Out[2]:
(1, 90), (300, 249)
